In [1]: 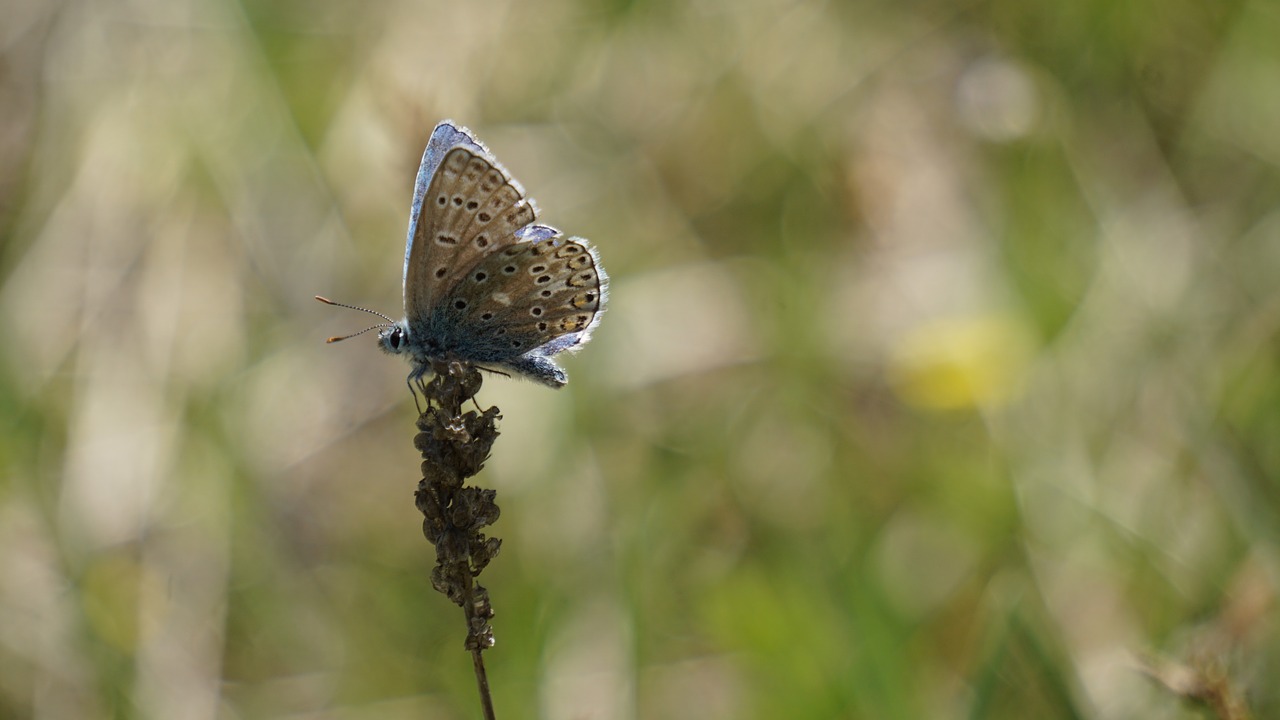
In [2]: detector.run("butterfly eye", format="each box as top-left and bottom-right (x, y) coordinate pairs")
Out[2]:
(389, 327), (405, 350)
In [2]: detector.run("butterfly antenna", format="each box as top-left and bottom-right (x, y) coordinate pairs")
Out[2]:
(315, 295), (396, 343)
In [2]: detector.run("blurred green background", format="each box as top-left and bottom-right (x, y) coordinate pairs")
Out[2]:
(2, 0), (1278, 718)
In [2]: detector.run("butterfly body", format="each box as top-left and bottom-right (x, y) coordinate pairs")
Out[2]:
(375, 121), (606, 388)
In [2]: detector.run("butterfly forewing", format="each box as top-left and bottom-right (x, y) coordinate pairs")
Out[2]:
(405, 147), (537, 328)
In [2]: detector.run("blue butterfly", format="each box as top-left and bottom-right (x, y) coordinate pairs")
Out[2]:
(320, 121), (607, 390)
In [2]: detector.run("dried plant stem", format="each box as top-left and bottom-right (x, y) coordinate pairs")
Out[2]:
(413, 360), (503, 720)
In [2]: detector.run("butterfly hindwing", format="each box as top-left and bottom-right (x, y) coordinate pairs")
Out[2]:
(436, 232), (606, 365)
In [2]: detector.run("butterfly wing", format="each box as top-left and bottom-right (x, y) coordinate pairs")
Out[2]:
(404, 141), (538, 334)
(400, 121), (606, 387)
(403, 122), (492, 309)
(443, 227), (608, 386)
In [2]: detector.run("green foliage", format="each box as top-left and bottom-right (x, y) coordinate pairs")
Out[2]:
(1, 0), (1277, 718)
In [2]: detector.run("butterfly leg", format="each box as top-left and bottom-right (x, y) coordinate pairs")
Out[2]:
(406, 365), (429, 415)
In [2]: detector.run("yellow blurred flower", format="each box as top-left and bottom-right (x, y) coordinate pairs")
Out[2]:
(888, 315), (1035, 410)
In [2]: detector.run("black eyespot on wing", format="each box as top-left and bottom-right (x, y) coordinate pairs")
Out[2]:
(474, 271), (487, 281)
(566, 270), (596, 288)
(454, 300), (467, 310)
(569, 291), (598, 309)
(435, 267), (447, 278)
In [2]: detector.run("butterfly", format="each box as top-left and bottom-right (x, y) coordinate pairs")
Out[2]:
(319, 121), (607, 391)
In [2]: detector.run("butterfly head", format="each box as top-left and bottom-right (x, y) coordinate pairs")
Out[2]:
(378, 322), (411, 355)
